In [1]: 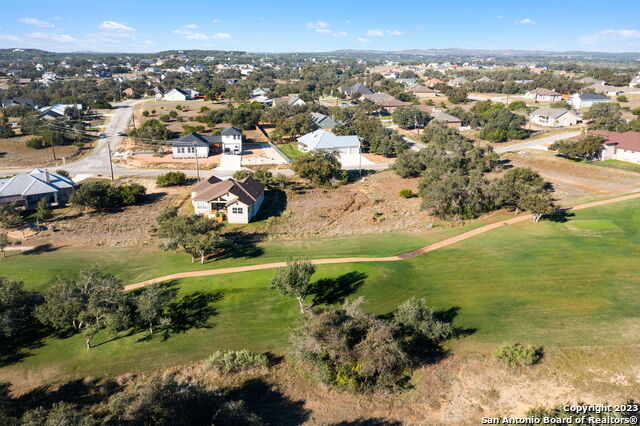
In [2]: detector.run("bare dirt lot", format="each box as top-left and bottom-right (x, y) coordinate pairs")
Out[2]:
(23, 178), (188, 248)
(264, 170), (440, 237)
(0, 135), (89, 169)
(502, 150), (640, 205)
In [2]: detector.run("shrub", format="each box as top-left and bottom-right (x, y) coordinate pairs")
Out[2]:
(56, 169), (70, 177)
(156, 171), (187, 187)
(117, 183), (147, 205)
(142, 110), (150, 117)
(616, 95), (628, 102)
(399, 188), (415, 198)
(494, 342), (542, 367)
(169, 110), (178, 118)
(159, 114), (171, 122)
(205, 350), (268, 373)
(25, 137), (46, 149)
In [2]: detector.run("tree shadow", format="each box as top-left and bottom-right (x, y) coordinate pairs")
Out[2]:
(139, 191), (167, 206)
(12, 377), (121, 416)
(218, 231), (266, 260)
(332, 419), (403, 426)
(163, 291), (223, 338)
(225, 378), (311, 426)
(312, 271), (367, 306)
(20, 243), (61, 255)
(0, 321), (48, 367)
(436, 307), (476, 338)
(546, 209), (575, 223)
(254, 188), (288, 220)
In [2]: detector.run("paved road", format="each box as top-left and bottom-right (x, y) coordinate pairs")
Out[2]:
(494, 130), (581, 154)
(123, 191), (640, 290)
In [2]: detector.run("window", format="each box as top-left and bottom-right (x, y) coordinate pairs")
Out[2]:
(231, 207), (243, 214)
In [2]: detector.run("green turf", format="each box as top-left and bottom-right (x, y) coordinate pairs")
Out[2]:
(2, 200), (640, 388)
(276, 142), (303, 161)
(592, 159), (640, 173)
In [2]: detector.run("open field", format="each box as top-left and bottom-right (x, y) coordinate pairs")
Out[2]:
(593, 158), (640, 173)
(0, 135), (91, 169)
(277, 142), (303, 161)
(2, 197), (640, 392)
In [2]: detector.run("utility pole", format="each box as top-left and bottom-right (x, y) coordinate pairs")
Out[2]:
(106, 135), (115, 181)
(193, 141), (200, 181)
(50, 132), (57, 162)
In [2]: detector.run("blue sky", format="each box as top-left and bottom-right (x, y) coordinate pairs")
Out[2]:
(0, 0), (639, 53)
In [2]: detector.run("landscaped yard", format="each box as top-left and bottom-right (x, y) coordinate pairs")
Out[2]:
(592, 159), (640, 173)
(2, 197), (640, 391)
(275, 142), (303, 161)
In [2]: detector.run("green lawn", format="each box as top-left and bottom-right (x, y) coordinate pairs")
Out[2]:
(275, 142), (303, 162)
(3, 200), (640, 389)
(592, 159), (640, 173)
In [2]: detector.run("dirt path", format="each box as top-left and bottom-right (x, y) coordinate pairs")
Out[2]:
(123, 192), (640, 291)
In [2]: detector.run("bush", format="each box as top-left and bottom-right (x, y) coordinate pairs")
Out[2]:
(156, 171), (187, 187)
(117, 183), (147, 205)
(205, 350), (268, 373)
(25, 137), (46, 149)
(399, 188), (415, 198)
(494, 342), (542, 367)
(56, 169), (70, 177)
(142, 110), (150, 117)
(159, 114), (171, 122)
(616, 95), (628, 102)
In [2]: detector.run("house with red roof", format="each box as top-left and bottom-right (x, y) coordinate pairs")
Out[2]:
(590, 130), (640, 164)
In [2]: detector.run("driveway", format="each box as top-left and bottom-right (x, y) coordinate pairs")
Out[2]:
(494, 130), (581, 153)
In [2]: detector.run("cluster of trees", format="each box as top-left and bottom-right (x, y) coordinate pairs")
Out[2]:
(448, 100), (528, 142)
(270, 113), (316, 140)
(70, 181), (147, 211)
(392, 106), (431, 130)
(333, 111), (407, 156)
(270, 259), (455, 392)
(585, 103), (640, 132)
(156, 206), (227, 264)
(549, 135), (604, 160)
(291, 150), (347, 186)
(156, 171), (188, 187)
(129, 119), (172, 141)
(394, 126), (554, 221)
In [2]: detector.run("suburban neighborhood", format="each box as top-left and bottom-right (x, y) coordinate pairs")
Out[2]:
(1, 2), (640, 424)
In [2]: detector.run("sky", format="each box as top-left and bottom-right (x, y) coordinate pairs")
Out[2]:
(0, 0), (639, 53)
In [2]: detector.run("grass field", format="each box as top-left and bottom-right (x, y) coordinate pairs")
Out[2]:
(276, 142), (303, 161)
(592, 159), (640, 173)
(2, 199), (640, 390)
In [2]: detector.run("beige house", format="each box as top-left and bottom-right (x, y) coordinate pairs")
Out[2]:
(430, 110), (462, 128)
(406, 83), (439, 98)
(191, 176), (265, 223)
(529, 107), (580, 127)
(592, 130), (640, 164)
(525, 88), (562, 102)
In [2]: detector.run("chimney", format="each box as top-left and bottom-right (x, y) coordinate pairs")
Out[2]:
(44, 170), (50, 182)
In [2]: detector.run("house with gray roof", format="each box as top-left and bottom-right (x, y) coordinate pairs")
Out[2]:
(338, 82), (373, 97)
(163, 88), (200, 101)
(191, 175), (264, 223)
(570, 93), (611, 110)
(311, 112), (340, 130)
(530, 107), (580, 127)
(430, 110), (463, 128)
(1, 99), (35, 109)
(170, 127), (243, 158)
(270, 95), (305, 107)
(297, 129), (360, 155)
(0, 169), (75, 209)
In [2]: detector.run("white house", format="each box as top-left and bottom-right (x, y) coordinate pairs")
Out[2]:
(38, 104), (83, 120)
(525, 88), (562, 102)
(270, 96), (305, 107)
(0, 169), (75, 209)
(163, 88), (199, 101)
(170, 127), (243, 158)
(297, 129), (360, 155)
(529, 107), (580, 127)
(448, 77), (470, 87)
(629, 75), (640, 88)
(251, 87), (270, 97)
(593, 130), (640, 164)
(570, 93), (611, 110)
(191, 176), (265, 223)
(220, 127), (243, 154)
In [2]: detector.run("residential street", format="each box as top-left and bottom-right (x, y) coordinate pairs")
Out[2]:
(494, 130), (581, 153)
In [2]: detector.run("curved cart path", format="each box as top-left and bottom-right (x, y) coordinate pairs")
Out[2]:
(123, 192), (640, 291)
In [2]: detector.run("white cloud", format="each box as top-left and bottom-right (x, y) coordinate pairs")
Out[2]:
(186, 32), (209, 40)
(18, 17), (55, 28)
(496, 15), (505, 19)
(212, 32), (231, 39)
(98, 21), (136, 32)
(345, 20), (351, 24)
(0, 34), (20, 42)
(357, 37), (369, 43)
(28, 32), (78, 43)
(211, 19), (221, 24)
(185, 24), (198, 29)
(306, 21), (329, 30)
(316, 28), (332, 34)
(385, 30), (404, 36)
(515, 18), (535, 24)
(141, 40), (154, 45)
(365, 29), (384, 37)
(582, 29), (640, 44)
(334, 31), (348, 37)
